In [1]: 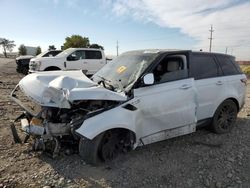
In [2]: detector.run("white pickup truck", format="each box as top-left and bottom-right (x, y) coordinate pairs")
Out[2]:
(29, 48), (106, 76)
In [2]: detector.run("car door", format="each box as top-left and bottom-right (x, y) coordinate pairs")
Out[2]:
(84, 50), (105, 75)
(189, 53), (227, 121)
(133, 54), (197, 142)
(66, 50), (86, 70)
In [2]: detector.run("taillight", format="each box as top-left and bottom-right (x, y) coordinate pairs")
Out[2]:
(241, 78), (247, 86)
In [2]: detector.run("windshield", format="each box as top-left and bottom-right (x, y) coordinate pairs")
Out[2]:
(36, 51), (48, 58)
(55, 48), (75, 58)
(92, 50), (159, 92)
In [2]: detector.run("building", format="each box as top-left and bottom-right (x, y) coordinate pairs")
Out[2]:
(25, 46), (37, 56)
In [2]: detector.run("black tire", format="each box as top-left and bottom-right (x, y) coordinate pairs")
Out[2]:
(79, 133), (104, 165)
(211, 100), (238, 134)
(79, 130), (133, 165)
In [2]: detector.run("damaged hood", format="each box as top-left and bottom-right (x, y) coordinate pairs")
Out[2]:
(18, 70), (127, 108)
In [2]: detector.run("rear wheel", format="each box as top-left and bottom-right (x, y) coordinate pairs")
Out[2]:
(211, 100), (238, 134)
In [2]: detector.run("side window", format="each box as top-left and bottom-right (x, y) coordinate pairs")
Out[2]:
(42, 52), (50, 57)
(190, 54), (218, 80)
(216, 55), (241, 75)
(46, 51), (54, 57)
(67, 50), (85, 61)
(85, 50), (102, 59)
(152, 55), (187, 84)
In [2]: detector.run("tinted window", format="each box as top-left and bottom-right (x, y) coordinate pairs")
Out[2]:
(67, 50), (85, 61)
(216, 55), (241, 75)
(85, 50), (102, 59)
(42, 51), (62, 57)
(190, 54), (218, 80)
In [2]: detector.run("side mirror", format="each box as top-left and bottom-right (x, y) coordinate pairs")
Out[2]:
(143, 73), (154, 85)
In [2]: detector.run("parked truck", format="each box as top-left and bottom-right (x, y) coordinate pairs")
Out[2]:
(29, 48), (106, 76)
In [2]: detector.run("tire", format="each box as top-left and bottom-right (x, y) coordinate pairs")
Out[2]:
(79, 130), (133, 165)
(79, 133), (104, 165)
(211, 100), (238, 134)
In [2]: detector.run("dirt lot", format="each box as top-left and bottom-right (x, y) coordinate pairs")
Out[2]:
(0, 58), (250, 188)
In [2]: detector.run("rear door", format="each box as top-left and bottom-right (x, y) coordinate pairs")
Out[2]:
(215, 55), (246, 108)
(189, 53), (227, 120)
(85, 50), (105, 75)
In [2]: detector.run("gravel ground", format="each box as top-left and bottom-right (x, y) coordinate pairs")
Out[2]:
(0, 58), (250, 188)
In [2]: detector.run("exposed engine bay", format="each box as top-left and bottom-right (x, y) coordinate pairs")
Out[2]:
(11, 87), (119, 157)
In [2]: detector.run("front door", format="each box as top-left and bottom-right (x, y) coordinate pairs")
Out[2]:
(66, 50), (89, 70)
(134, 78), (196, 138)
(133, 54), (197, 143)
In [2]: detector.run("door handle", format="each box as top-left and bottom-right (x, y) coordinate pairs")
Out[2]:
(180, 84), (192, 89)
(216, 81), (223, 85)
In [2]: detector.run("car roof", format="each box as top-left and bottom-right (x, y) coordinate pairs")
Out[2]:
(69, 48), (103, 51)
(192, 51), (235, 59)
(124, 49), (235, 58)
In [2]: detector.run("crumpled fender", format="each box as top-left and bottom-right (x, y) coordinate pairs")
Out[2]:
(76, 104), (138, 141)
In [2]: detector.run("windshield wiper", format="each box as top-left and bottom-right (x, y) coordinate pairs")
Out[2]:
(96, 75), (111, 83)
(96, 75), (115, 91)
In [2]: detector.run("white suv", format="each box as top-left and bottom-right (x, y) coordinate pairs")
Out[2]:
(29, 48), (106, 76)
(11, 49), (246, 164)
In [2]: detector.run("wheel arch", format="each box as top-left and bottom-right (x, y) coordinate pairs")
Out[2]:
(226, 97), (240, 112)
(76, 105), (138, 142)
(213, 97), (240, 116)
(77, 123), (137, 142)
(100, 127), (136, 142)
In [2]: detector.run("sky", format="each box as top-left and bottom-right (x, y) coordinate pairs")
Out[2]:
(0, 0), (250, 60)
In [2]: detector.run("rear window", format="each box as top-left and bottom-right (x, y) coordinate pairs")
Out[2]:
(189, 54), (218, 80)
(85, 50), (102, 59)
(216, 55), (242, 75)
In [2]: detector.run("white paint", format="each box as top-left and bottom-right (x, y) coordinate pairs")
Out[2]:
(18, 70), (126, 108)
(29, 48), (106, 75)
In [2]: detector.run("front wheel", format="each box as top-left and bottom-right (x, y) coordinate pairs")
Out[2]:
(79, 130), (134, 165)
(211, 100), (238, 134)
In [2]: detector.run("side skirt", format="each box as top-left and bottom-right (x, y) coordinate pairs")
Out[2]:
(139, 123), (196, 146)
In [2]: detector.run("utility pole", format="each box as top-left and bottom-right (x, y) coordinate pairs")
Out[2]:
(208, 25), (214, 52)
(225, 47), (228, 54)
(116, 40), (119, 56)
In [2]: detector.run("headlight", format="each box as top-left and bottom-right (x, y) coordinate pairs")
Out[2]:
(35, 61), (41, 69)
(29, 61), (41, 70)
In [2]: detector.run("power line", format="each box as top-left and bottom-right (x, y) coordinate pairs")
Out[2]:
(208, 25), (214, 52)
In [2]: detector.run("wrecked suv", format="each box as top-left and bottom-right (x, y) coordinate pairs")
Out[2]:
(10, 50), (246, 164)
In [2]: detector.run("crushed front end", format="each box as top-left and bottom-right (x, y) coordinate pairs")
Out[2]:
(10, 83), (120, 157)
